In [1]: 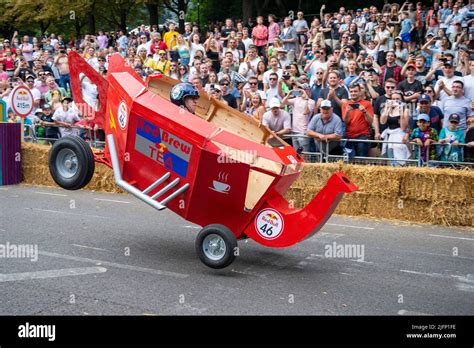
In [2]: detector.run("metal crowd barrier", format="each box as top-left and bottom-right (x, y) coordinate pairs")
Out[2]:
(20, 125), (474, 168)
(282, 134), (474, 168)
(23, 124), (105, 149)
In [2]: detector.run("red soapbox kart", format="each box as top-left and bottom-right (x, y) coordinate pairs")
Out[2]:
(47, 52), (358, 268)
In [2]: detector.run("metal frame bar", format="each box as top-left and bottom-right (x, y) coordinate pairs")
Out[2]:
(107, 134), (190, 212)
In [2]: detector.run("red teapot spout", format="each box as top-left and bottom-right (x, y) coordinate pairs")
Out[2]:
(243, 172), (358, 248)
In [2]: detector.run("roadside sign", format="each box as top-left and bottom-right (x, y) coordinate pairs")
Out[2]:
(11, 86), (34, 117)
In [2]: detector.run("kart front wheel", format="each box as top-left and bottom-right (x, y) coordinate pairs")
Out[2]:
(196, 224), (238, 269)
(48, 136), (95, 190)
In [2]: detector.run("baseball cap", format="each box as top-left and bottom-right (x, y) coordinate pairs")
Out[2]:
(269, 97), (281, 108)
(4, 39), (10, 43)
(406, 64), (416, 70)
(444, 60), (454, 67)
(276, 48), (288, 54)
(356, 8), (362, 12)
(61, 96), (73, 103)
(25, 74), (35, 80)
(448, 113), (460, 122)
(158, 50), (166, 55)
(35, 108), (43, 114)
(417, 114), (430, 122)
(321, 100), (332, 109)
(43, 103), (52, 109)
(418, 94), (432, 103)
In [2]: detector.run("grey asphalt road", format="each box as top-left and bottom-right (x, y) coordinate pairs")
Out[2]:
(0, 184), (473, 315)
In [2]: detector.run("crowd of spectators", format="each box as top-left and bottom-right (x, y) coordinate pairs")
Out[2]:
(1, 1), (474, 165)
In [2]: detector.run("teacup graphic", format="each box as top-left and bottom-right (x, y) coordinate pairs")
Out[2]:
(212, 180), (230, 193)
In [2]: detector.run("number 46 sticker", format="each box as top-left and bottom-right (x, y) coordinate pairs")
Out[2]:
(255, 209), (284, 240)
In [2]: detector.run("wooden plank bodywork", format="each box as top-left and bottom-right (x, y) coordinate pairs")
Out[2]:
(147, 75), (277, 145)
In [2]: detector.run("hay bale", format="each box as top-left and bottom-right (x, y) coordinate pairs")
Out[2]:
(22, 165), (56, 187)
(340, 164), (402, 196)
(366, 196), (433, 224)
(400, 167), (473, 203)
(292, 162), (342, 189)
(429, 201), (474, 227)
(20, 141), (473, 227)
(335, 192), (368, 216)
(86, 163), (122, 193)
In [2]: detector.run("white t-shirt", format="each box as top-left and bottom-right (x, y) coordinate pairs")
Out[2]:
(434, 75), (465, 101)
(238, 57), (261, 78)
(137, 41), (152, 55)
(189, 43), (205, 65)
(375, 30), (391, 52)
(224, 47), (240, 64)
(308, 61), (328, 85)
(81, 78), (99, 111)
(52, 107), (81, 137)
(242, 38), (253, 51)
(263, 68), (283, 85)
(30, 87), (41, 118)
(463, 74), (474, 102)
(265, 86), (282, 108)
(87, 57), (99, 70)
(286, 97), (315, 134)
(262, 109), (292, 132)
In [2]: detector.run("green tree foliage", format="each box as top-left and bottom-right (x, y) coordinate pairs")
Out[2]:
(0, 0), (389, 39)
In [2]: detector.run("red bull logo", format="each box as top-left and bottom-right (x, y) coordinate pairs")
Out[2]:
(15, 89), (31, 102)
(262, 213), (280, 228)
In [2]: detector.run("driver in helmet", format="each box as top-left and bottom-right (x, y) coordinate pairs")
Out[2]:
(170, 83), (200, 114)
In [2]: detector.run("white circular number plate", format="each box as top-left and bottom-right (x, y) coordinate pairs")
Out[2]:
(255, 209), (284, 240)
(11, 86), (34, 117)
(118, 101), (128, 129)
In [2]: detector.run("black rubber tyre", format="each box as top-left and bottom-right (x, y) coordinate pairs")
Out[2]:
(195, 224), (238, 269)
(48, 136), (95, 190)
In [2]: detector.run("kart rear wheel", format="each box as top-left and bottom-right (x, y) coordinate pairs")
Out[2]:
(48, 136), (95, 190)
(196, 224), (238, 269)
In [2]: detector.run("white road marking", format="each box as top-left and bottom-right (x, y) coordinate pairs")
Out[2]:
(39, 251), (189, 279)
(183, 225), (200, 229)
(0, 267), (107, 282)
(350, 259), (373, 264)
(400, 270), (446, 278)
(429, 234), (474, 242)
(28, 208), (109, 219)
(372, 246), (474, 262)
(398, 309), (432, 316)
(318, 232), (346, 238)
(94, 198), (130, 204)
(0, 187), (9, 190)
(231, 269), (266, 278)
(72, 244), (108, 251)
(327, 223), (374, 230)
(34, 191), (67, 197)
